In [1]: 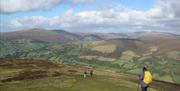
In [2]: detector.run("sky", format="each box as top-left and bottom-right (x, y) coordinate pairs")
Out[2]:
(0, 0), (180, 34)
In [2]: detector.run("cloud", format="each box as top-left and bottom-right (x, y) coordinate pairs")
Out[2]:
(5, 0), (180, 33)
(0, 0), (96, 13)
(10, 16), (49, 29)
(72, 0), (95, 4)
(0, 0), (64, 13)
(167, 0), (180, 17)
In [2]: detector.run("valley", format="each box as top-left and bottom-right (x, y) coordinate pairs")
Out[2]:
(0, 29), (180, 91)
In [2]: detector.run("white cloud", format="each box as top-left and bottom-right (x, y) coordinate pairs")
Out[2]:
(7, 0), (180, 33)
(0, 0), (64, 13)
(0, 0), (96, 13)
(10, 16), (49, 29)
(167, 0), (180, 17)
(72, 0), (95, 4)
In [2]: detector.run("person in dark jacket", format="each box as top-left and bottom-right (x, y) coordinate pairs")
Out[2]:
(84, 70), (87, 78)
(90, 69), (93, 77)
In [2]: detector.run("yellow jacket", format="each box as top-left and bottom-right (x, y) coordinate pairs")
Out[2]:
(143, 71), (152, 84)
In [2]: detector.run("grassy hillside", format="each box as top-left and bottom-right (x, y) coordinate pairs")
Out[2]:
(1, 60), (179, 91)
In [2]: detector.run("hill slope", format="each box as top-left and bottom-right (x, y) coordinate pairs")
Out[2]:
(0, 28), (80, 43)
(0, 60), (179, 91)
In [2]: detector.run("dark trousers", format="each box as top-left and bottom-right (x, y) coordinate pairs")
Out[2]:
(141, 86), (148, 91)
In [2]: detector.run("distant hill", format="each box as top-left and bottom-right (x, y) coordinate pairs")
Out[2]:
(76, 32), (129, 40)
(1, 29), (179, 54)
(138, 32), (180, 54)
(81, 34), (104, 41)
(0, 28), (80, 43)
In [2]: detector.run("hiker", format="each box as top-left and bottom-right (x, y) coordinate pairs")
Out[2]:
(138, 67), (152, 91)
(84, 70), (87, 78)
(90, 69), (93, 77)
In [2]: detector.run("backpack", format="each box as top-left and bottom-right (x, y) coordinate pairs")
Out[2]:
(143, 71), (152, 84)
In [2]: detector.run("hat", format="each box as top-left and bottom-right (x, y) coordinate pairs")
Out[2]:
(143, 66), (147, 71)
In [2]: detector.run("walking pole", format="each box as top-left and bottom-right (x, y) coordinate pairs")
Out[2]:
(138, 75), (141, 91)
(137, 81), (140, 91)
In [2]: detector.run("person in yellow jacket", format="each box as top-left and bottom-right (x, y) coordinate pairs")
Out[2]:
(139, 66), (152, 91)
